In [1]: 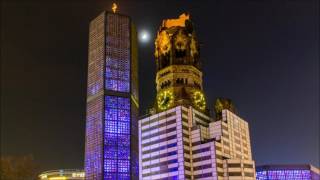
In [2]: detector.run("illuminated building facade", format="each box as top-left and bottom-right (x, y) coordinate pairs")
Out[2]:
(84, 10), (139, 180)
(138, 14), (256, 180)
(256, 164), (320, 180)
(38, 169), (85, 180)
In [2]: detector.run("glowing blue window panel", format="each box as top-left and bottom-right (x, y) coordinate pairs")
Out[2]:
(104, 146), (117, 159)
(105, 96), (118, 108)
(117, 81), (129, 92)
(106, 57), (118, 69)
(106, 79), (118, 91)
(117, 146), (130, 160)
(118, 109), (130, 121)
(105, 109), (117, 120)
(118, 97), (130, 110)
(118, 122), (130, 134)
(106, 68), (118, 78)
(118, 134), (130, 147)
(105, 121), (117, 133)
(257, 170), (312, 180)
(118, 70), (129, 81)
(256, 171), (267, 180)
(104, 133), (117, 146)
(105, 159), (117, 172)
(118, 173), (130, 180)
(118, 160), (130, 173)
(104, 173), (117, 180)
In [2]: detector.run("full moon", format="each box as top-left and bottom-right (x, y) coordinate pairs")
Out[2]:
(139, 30), (150, 43)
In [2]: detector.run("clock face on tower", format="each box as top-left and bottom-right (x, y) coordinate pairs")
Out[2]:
(192, 91), (206, 110)
(157, 90), (174, 110)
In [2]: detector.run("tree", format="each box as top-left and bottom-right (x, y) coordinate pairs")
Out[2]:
(0, 155), (38, 180)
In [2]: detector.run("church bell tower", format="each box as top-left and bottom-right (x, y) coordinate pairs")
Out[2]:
(154, 13), (207, 112)
(139, 14), (256, 180)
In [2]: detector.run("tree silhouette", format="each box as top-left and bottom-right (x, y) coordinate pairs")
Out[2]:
(0, 155), (38, 180)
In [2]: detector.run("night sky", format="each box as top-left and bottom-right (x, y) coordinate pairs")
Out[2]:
(2, 0), (319, 172)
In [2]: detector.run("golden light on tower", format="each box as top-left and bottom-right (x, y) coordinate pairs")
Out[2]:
(154, 13), (206, 112)
(162, 13), (190, 28)
(112, 3), (117, 13)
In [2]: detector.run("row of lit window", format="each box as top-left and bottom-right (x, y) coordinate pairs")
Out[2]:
(105, 96), (130, 109)
(256, 170), (311, 180)
(103, 173), (130, 180)
(89, 79), (130, 94)
(104, 146), (130, 160)
(106, 68), (130, 80)
(106, 57), (130, 70)
(105, 121), (130, 134)
(106, 80), (129, 92)
(104, 133), (130, 146)
(104, 159), (130, 173)
(105, 109), (130, 121)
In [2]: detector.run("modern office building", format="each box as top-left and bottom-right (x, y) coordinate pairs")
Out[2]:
(38, 169), (85, 180)
(84, 6), (139, 180)
(138, 13), (256, 180)
(256, 164), (320, 180)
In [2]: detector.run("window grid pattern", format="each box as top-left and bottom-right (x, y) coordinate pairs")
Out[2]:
(86, 12), (138, 180)
(105, 14), (130, 92)
(104, 96), (131, 179)
(85, 12), (105, 180)
(85, 96), (104, 180)
(256, 170), (311, 180)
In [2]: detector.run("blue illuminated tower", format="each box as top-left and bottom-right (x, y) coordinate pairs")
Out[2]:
(84, 10), (139, 180)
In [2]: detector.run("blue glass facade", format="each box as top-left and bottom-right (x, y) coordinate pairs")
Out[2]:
(256, 165), (320, 180)
(85, 11), (139, 180)
(104, 96), (131, 179)
(257, 170), (311, 180)
(105, 57), (130, 92)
